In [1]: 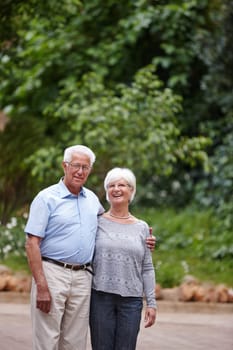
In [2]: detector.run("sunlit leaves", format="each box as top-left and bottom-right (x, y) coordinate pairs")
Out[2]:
(0, 0), (231, 220)
(41, 65), (210, 199)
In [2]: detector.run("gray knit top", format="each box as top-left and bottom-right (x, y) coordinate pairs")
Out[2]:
(92, 216), (156, 308)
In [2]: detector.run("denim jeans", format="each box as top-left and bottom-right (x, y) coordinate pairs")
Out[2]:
(90, 289), (143, 350)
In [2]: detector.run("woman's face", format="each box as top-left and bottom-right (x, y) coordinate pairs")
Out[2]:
(107, 178), (133, 205)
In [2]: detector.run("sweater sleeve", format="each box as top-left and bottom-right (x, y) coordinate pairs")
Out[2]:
(142, 224), (157, 309)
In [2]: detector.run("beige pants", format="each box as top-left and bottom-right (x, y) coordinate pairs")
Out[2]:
(31, 261), (92, 350)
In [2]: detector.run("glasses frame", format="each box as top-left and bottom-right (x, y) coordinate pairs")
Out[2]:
(65, 162), (91, 173)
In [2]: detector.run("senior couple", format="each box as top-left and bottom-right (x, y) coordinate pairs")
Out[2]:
(25, 145), (157, 350)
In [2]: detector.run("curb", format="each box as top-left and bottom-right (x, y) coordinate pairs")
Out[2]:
(157, 300), (233, 314)
(1, 292), (233, 314)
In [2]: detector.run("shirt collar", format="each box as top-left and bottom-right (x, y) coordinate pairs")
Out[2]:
(58, 178), (87, 198)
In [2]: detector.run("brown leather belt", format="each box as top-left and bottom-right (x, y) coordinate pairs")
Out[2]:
(42, 256), (94, 275)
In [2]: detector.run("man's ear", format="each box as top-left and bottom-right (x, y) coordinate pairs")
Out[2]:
(62, 161), (67, 172)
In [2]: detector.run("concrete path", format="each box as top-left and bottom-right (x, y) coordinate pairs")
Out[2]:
(0, 293), (233, 350)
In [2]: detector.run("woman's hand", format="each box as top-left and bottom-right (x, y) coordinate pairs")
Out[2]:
(144, 307), (156, 328)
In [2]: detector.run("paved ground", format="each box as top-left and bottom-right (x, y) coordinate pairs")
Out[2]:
(0, 293), (233, 350)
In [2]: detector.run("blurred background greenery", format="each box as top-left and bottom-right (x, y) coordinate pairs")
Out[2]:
(0, 0), (232, 287)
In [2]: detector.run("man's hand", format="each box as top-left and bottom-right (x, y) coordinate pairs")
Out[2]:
(25, 234), (51, 313)
(36, 285), (52, 313)
(146, 234), (156, 251)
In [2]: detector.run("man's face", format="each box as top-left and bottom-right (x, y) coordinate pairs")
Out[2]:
(62, 153), (92, 194)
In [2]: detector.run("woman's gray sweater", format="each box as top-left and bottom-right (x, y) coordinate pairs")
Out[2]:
(92, 216), (156, 308)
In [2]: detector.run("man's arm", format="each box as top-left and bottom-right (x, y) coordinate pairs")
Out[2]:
(25, 234), (51, 313)
(146, 227), (156, 251)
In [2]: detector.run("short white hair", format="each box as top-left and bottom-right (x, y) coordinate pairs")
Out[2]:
(63, 145), (96, 166)
(104, 167), (136, 203)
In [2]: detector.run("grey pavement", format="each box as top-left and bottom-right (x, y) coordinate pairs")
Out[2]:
(0, 293), (233, 350)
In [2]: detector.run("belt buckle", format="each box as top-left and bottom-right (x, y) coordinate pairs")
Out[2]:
(71, 263), (79, 270)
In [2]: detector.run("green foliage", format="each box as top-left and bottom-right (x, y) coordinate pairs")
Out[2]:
(194, 132), (233, 233)
(135, 206), (233, 287)
(1, 207), (232, 287)
(34, 66), (210, 202)
(0, 0), (231, 225)
(0, 115), (47, 224)
(25, 146), (64, 186)
(0, 254), (29, 274)
(0, 0), (231, 290)
(0, 215), (27, 259)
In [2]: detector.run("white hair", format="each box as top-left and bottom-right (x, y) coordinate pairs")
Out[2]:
(104, 167), (136, 203)
(63, 145), (96, 166)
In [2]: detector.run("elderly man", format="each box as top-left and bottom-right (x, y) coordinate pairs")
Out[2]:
(25, 145), (104, 350)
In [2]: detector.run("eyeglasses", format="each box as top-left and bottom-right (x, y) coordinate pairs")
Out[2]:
(107, 183), (131, 189)
(65, 162), (91, 173)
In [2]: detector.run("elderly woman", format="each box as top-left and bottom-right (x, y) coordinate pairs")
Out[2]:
(90, 167), (157, 350)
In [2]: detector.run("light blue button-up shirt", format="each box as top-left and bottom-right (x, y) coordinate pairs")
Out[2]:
(25, 179), (104, 264)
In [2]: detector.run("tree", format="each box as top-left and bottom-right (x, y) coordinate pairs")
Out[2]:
(0, 0), (230, 221)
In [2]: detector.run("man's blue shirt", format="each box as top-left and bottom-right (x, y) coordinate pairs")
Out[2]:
(25, 179), (104, 264)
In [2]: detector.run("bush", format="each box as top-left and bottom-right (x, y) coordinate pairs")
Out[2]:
(134, 206), (233, 287)
(1, 207), (232, 287)
(0, 215), (27, 260)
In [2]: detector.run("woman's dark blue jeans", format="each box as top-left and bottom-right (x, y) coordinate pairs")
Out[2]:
(90, 289), (143, 350)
